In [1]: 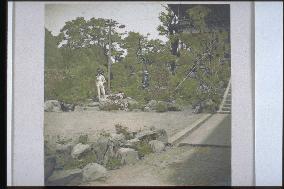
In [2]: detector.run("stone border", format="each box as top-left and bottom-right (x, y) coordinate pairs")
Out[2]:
(168, 114), (213, 145)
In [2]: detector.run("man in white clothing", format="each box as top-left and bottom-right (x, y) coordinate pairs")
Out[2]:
(96, 70), (106, 100)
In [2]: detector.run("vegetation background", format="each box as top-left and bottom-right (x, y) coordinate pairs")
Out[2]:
(44, 5), (230, 112)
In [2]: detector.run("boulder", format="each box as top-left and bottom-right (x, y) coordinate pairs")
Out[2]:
(74, 106), (87, 112)
(61, 102), (75, 112)
(156, 129), (168, 143)
(116, 148), (139, 165)
(145, 100), (158, 110)
(87, 101), (100, 107)
(110, 133), (126, 146)
(123, 138), (140, 148)
(143, 106), (151, 112)
(44, 100), (62, 112)
(71, 143), (91, 159)
(56, 143), (73, 153)
(45, 155), (56, 181)
(149, 140), (165, 153)
(92, 136), (109, 164)
(46, 169), (83, 186)
(167, 102), (182, 111)
(135, 128), (168, 143)
(82, 163), (107, 182)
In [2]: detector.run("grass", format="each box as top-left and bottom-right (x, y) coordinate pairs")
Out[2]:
(63, 151), (97, 170)
(105, 157), (122, 170)
(135, 141), (153, 159)
(156, 102), (168, 113)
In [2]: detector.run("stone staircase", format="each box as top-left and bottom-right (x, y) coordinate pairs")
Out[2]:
(217, 79), (231, 114)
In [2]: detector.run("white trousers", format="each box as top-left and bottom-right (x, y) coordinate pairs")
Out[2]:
(96, 83), (105, 99)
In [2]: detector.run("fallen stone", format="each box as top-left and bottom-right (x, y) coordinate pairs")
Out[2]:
(116, 148), (139, 165)
(82, 163), (107, 182)
(44, 100), (62, 112)
(46, 169), (83, 186)
(71, 143), (91, 159)
(149, 140), (165, 153)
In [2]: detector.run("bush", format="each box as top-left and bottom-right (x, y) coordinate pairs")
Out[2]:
(115, 124), (133, 140)
(128, 102), (143, 111)
(156, 102), (168, 112)
(105, 157), (122, 170)
(78, 134), (88, 144)
(63, 152), (97, 170)
(99, 103), (121, 111)
(135, 141), (153, 158)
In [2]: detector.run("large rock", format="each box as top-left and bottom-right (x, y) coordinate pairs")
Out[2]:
(156, 129), (168, 143)
(92, 136), (109, 164)
(124, 138), (140, 148)
(110, 133), (126, 146)
(135, 129), (168, 143)
(166, 102), (182, 111)
(55, 143), (73, 156)
(116, 148), (139, 165)
(45, 155), (56, 181)
(87, 101), (100, 107)
(46, 169), (83, 186)
(71, 143), (91, 159)
(145, 100), (158, 110)
(61, 102), (75, 112)
(82, 163), (107, 182)
(74, 105), (87, 112)
(44, 100), (62, 112)
(149, 140), (165, 153)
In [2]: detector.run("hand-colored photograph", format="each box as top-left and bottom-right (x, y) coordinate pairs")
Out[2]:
(44, 2), (231, 186)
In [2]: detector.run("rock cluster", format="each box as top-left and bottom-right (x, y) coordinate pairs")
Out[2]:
(44, 94), (182, 113)
(45, 125), (169, 185)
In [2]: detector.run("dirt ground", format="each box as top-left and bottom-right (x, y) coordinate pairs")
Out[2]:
(80, 114), (231, 186)
(44, 108), (205, 140)
(80, 145), (230, 186)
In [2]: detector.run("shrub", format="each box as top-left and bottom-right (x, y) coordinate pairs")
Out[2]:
(56, 135), (72, 145)
(105, 157), (122, 170)
(135, 141), (153, 158)
(63, 152), (97, 170)
(156, 102), (168, 112)
(115, 123), (133, 140)
(78, 134), (88, 144)
(99, 103), (120, 111)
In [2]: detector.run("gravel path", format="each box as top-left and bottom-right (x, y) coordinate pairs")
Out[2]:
(44, 109), (205, 139)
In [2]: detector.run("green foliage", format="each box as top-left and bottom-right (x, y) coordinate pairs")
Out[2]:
(100, 103), (121, 111)
(135, 141), (153, 158)
(78, 134), (88, 144)
(156, 102), (168, 113)
(105, 156), (122, 170)
(45, 5), (230, 112)
(115, 124), (133, 140)
(63, 152), (97, 170)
